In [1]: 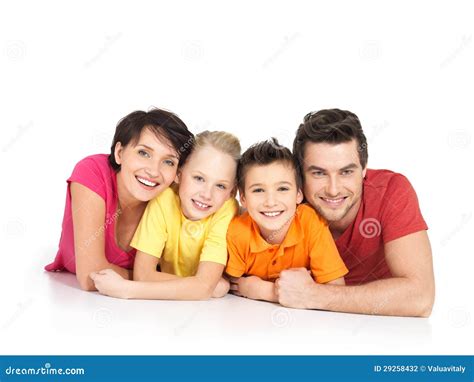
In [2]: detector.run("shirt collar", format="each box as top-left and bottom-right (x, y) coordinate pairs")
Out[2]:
(249, 210), (304, 253)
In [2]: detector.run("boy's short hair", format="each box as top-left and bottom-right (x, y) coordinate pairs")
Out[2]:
(237, 138), (302, 193)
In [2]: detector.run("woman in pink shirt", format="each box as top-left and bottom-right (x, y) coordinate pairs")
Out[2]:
(45, 108), (194, 291)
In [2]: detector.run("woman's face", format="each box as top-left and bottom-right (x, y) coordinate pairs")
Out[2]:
(177, 145), (237, 221)
(115, 127), (180, 204)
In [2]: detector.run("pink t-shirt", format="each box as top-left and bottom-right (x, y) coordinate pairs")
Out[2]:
(45, 154), (136, 273)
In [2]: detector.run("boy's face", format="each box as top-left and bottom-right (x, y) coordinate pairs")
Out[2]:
(240, 162), (303, 237)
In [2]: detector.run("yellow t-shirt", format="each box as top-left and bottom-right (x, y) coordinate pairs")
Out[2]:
(130, 188), (238, 277)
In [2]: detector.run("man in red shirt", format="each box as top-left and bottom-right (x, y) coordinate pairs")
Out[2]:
(276, 109), (435, 317)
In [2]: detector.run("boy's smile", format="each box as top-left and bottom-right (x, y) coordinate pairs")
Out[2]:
(241, 162), (303, 244)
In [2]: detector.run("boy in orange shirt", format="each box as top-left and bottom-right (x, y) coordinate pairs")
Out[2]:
(227, 138), (348, 303)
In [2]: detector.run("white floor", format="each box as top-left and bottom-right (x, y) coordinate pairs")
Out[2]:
(1, 268), (472, 355)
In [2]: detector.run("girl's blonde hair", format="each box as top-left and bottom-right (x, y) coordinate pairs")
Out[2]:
(193, 130), (241, 162)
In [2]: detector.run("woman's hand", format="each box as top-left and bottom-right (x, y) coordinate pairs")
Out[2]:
(89, 269), (133, 299)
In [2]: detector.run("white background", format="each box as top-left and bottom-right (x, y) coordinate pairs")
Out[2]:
(0, 0), (472, 355)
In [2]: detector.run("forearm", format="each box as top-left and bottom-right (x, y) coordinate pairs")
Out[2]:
(125, 276), (215, 300)
(133, 269), (181, 282)
(256, 280), (278, 302)
(310, 277), (434, 317)
(78, 263), (131, 291)
(108, 263), (132, 280)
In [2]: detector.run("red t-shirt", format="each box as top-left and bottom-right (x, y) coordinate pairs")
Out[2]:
(335, 169), (428, 285)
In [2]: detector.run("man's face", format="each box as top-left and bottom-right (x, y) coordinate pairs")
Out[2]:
(302, 140), (366, 224)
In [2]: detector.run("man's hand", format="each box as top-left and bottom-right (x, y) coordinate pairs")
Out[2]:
(90, 269), (133, 299)
(229, 276), (264, 300)
(276, 268), (318, 309)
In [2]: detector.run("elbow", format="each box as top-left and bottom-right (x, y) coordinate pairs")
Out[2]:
(418, 290), (435, 318)
(196, 288), (213, 301)
(414, 281), (435, 318)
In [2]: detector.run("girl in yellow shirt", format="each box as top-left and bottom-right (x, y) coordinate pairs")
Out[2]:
(90, 131), (240, 300)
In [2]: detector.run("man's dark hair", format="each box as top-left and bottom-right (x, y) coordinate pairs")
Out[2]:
(237, 138), (302, 192)
(293, 108), (368, 172)
(108, 108), (195, 171)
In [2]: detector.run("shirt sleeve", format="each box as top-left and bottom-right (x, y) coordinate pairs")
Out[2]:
(199, 198), (238, 266)
(225, 222), (246, 277)
(381, 174), (428, 244)
(68, 157), (108, 200)
(309, 214), (349, 284)
(130, 197), (168, 258)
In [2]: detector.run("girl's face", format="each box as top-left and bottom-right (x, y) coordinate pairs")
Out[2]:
(176, 145), (237, 221)
(115, 127), (180, 204)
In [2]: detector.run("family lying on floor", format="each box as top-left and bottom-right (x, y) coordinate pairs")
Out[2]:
(45, 107), (435, 317)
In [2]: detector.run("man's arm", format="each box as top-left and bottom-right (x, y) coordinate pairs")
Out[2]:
(276, 231), (435, 317)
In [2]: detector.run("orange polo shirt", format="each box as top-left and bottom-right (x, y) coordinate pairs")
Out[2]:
(226, 204), (348, 283)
